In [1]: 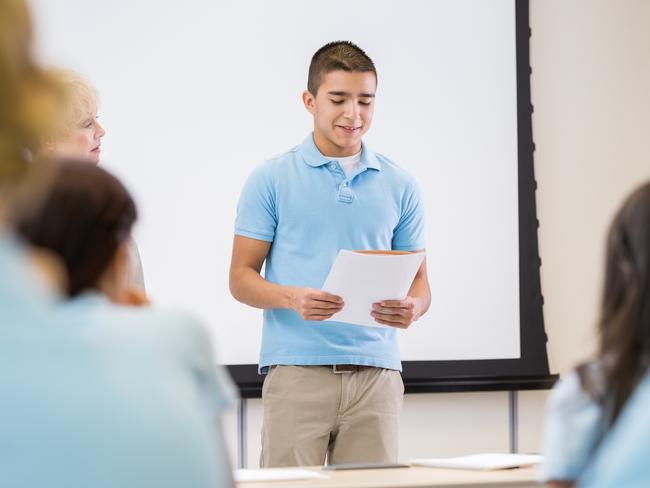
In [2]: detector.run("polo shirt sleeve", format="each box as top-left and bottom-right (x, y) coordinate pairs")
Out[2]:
(392, 179), (426, 251)
(235, 163), (277, 242)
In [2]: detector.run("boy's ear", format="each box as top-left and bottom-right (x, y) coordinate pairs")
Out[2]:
(302, 90), (316, 114)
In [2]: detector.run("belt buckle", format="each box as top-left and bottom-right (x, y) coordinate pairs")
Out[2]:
(333, 364), (356, 374)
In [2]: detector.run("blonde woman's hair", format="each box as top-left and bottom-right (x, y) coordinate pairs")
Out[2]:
(49, 68), (100, 132)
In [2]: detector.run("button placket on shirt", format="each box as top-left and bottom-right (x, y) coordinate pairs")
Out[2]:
(328, 160), (359, 204)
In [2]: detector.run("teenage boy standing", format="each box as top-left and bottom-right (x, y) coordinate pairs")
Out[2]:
(230, 41), (430, 467)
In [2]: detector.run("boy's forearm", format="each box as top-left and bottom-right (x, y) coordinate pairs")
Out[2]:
(408, 272), (431, 318)
(230, 267), (295, 310)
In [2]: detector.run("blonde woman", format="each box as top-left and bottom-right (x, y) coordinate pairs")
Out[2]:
(42, 68), (146, 293)
(41, 69), (105, 164)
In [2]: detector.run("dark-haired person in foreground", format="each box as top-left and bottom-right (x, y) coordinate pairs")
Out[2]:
(12, 161), (236, 488)
(230, 41), (430, 467)
(540, 181), (650, 487)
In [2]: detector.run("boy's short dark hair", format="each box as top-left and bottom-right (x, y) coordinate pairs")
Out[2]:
(307, 41), (376, 96)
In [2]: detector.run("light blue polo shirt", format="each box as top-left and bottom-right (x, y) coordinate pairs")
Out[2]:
(235, 133), (426, 372)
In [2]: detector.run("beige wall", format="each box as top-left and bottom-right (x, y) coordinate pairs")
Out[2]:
(223, 0), (650, 467)
(532, 0), (650, 376)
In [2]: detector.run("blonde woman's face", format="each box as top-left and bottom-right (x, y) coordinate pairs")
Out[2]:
(51, 112), (106, 164)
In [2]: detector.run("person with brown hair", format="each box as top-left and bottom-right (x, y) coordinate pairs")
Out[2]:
(230, 41), (430, 466)
(540, 181), (650, 487)
(9, 160), (237, 487)
(16, 161), (138, 302)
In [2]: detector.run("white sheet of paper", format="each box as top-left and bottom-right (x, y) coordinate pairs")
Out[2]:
(233, 468), (329, 482)
(322, 250), (425, 328)
(409, 453), (543, 470)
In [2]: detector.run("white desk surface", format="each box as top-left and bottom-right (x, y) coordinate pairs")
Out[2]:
(235, 465), (539, 488)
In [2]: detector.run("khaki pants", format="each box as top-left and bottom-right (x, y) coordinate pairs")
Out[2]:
(260, 365), (404, 467)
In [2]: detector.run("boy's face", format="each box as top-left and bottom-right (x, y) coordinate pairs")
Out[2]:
(303, 70), (376, 157)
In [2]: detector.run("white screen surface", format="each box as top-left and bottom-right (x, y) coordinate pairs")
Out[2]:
(30, 0), (520, 365)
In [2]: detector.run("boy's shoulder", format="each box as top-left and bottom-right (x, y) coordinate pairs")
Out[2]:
(371, 149), (418, 185)
(243, 145), (300, 184)
(256, 144), (302, 171)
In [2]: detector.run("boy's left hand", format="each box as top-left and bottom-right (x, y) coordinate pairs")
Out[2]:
(371, 296), (423, 329)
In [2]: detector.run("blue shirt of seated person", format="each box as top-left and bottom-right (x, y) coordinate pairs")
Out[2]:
(577, 371), (650, 487)
(4, 162), (237, 488)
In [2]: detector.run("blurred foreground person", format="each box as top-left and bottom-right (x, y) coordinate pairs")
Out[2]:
(1, 0), (67, 318)
(0, 0), (63, 190)
(540, 181), (650, 487)
(9, 161), (237, 488)
(0, 1), (236, 487)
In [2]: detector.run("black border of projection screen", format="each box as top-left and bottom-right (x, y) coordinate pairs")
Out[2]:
(228, 0), (557, 398)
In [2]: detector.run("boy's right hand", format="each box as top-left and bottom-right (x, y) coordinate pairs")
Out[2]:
(290, 287), (343, 321)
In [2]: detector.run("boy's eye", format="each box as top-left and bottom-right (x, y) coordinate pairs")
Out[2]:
(83, 120), (93, 128)
(330, 99), (344, 105)
(359, 101), (371, 106)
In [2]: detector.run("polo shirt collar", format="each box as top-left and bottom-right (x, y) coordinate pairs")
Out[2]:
(300, 133), (381, 171)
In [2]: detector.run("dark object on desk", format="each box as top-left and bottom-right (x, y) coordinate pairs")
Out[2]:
(324, 463), (410, 471)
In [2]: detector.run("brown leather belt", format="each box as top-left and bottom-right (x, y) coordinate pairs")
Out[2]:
(330, 364), (374, 373)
